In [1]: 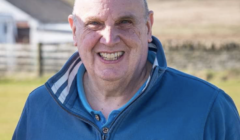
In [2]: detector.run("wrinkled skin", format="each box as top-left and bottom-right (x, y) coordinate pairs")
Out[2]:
(68, 0), (154, 117)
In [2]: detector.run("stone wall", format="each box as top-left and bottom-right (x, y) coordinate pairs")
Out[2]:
(163, 42), (240, 70)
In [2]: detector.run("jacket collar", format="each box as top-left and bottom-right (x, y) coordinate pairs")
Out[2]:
(45, 36), (167, 105)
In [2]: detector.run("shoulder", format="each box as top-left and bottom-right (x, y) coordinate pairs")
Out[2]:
(157, 67), (223, 117)
(26, 85), (53, 110)
(212, 90), (240, 118)
(28, 85), (50, 100)
(164, 67), (219, 93)
(160, 67), (240, 138)
(204, 89), (240, 139)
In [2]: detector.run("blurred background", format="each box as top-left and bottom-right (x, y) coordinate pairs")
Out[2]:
(0, 0), (239, 139)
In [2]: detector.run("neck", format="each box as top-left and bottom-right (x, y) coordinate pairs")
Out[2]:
(83, 61), (152, 119)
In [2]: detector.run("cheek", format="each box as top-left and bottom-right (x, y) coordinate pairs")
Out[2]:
(121, 27), (148, 63)
(119, 28), (140, 38)
(76, 30), (101, 66)
(119, 27), (148, 54)
(77, 29), (101, 52)
(118, 29), (140, 48)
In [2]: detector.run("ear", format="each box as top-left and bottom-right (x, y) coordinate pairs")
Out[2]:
(146, 11), (154, 43)
(68, 15), (77, 46)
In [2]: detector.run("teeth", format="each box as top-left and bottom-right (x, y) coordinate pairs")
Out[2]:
(99, 52), (124, 61)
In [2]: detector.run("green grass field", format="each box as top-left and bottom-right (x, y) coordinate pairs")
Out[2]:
(0, 78), (48, 140)
(0, 72), (239, 140)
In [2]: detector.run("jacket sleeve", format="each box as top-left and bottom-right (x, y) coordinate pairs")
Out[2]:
(204, 90), (240, 140)
(12, 97), (29, 140)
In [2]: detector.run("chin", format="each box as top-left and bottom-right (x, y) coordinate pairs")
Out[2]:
(98, 70), (125, 82)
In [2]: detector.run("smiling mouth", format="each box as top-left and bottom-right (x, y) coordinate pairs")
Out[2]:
(99, 52), (124, 61)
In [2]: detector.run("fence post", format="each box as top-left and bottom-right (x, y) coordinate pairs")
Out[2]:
(6, 44), (16, 75)
(37, 43), (43, 77)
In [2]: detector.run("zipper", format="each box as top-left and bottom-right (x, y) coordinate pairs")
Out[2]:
(102, 135), (106, 140)
(44, 84), (103, 139)
(45, 66), (163, 140)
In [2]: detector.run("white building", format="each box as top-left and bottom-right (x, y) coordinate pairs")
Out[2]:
(0, 13), (17, 43)
(0, 0), (73, 45)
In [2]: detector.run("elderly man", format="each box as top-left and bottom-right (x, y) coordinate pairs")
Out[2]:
(13, 0), (240, 139)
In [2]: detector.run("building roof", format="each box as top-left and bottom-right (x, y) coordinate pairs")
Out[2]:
(0, 0), (32, 22)
(7, 0), (72, 23)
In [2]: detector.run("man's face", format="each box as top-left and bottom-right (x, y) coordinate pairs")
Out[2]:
(69, 0), (153, 81)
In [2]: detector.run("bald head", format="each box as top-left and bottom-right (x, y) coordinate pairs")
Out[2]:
(143, 0), (149, 16)
(73, 0), (149, 18)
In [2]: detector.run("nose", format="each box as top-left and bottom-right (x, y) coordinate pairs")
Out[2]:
(99, 26), (120, 47)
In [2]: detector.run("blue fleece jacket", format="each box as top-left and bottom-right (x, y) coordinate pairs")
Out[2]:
(13, 37), (240, 140)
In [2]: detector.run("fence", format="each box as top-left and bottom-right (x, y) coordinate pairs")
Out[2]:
(0, 44), (36, 74)
(0, 43), (77, 77)
(38, 43), (77, 76)
(0, 42), (240, 77)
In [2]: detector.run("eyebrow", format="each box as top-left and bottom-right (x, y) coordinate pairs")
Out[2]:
(116, 12), (138, 20)
(84, 17), (102, 22)
(117, 15), (136, 21)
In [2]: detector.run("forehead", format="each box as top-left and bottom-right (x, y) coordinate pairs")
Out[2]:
(74, 0), (145, 20)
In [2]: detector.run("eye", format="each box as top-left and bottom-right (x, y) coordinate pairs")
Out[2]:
(119, 20), (132, 25)
(89, 21), (101, 26)
(86, 21), (103, 30)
